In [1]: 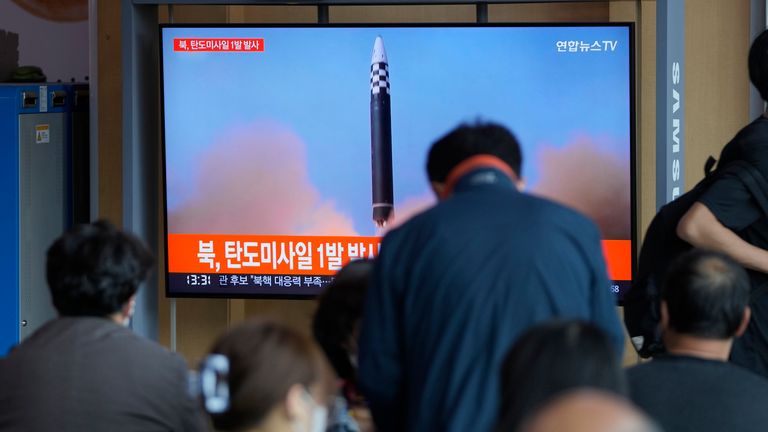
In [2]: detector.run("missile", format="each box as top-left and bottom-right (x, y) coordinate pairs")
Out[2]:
(370, 36), (394, 228)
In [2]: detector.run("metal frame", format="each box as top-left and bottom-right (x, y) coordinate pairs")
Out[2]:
(133, 0), (614, 4)
(122, 1), (160, 339)
(655, 0), (684, 209)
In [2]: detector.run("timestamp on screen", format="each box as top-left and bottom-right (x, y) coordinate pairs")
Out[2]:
(185, 274), (212, 286)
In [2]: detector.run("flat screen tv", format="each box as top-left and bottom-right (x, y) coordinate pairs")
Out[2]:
(161, 24), (635, 300)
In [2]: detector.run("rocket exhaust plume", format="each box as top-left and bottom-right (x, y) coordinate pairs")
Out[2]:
(370, 36), (394, 228)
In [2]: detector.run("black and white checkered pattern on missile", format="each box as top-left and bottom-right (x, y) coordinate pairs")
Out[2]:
(371, 62), (389, 95)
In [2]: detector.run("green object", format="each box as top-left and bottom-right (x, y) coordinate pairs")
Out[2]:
(10, 66), (46, 83)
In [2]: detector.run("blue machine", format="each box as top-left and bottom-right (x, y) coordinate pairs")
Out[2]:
(0, 84), (78, 355)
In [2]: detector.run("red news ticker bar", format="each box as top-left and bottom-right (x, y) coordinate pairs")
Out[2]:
(168, 233), (632, 281)
(173, 38), (264, 52)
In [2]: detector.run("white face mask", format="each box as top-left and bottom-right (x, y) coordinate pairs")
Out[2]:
(122, 299), (136, 327)
(292, 388), (328, 432)
(310, 405), (328, 432)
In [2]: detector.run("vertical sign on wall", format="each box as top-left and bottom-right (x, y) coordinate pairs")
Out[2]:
(656, 0), (685, 209)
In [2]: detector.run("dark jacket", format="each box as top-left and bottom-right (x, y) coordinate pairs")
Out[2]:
(358, 168), (624, 432)
(0, 316), (204, 432)
(628, 355), (768, 432)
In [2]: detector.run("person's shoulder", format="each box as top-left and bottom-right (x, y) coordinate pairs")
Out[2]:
(626, 355), (701, 383)
(719, 361), (768, 390)
(731, 116), (768, 141)
(58, 318), (188, 372)
(724, 117), (768, 155)
(630, 356), (768, 388)
(116, 326), (186, 367)
(381, 200), (443, 241)
(626, 358), (664, 380)
(740, 116), (768, 135)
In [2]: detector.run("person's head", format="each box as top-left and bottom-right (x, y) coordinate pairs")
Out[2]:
(426, 121), (523, 198)
(749, 29), (768, 103)
(312, 259), (373, 383)
(496, 320), (626, 432)
(46, 220), (153, 323)
(518, 390), (660, 432)
(661, 249), (751, 340)
(202, 318), (333, 432)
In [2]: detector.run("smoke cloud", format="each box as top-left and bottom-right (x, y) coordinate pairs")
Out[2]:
(531, 136), (631, 240)
(168, 122), (357, 236)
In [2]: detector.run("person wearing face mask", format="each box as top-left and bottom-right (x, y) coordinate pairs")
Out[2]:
(201, 318), (334, 432)
(0, 220), (205, 432)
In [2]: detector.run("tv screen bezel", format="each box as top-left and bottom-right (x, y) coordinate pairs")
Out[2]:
(159, 22), (637, 302)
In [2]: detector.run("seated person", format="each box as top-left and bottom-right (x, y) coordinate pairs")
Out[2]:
(628, 249), (768, 432)
(313, 259), (374, 432)
(496, 320), (627, 432)
(201, 318), (334, 432)
(0, 220), (203, 431)
(518, 389), (659, 432)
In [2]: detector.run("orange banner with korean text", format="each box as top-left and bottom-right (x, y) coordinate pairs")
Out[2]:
(169, 234), (632, 281)
(167, 234), (381, 276)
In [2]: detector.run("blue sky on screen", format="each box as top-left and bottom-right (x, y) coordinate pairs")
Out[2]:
(162, 25), (630, 236)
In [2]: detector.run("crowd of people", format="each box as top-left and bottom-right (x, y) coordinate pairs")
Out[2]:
(5, 26), (768, 432)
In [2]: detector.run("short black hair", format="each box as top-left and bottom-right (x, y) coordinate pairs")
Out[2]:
(496, 320), (625, 432)
(749, 29), (768, 102)
(662, 249), (749, 339)
(46, 220), (154, 317)
(426, 121), (523, 183)
(312, 259), (373, 383)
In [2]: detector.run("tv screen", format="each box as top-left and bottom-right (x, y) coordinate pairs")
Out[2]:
(161, 24), (635, 299)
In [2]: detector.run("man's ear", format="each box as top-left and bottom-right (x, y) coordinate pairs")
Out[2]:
(284, 383), (306, 420)
(430, 182), (446, 200)
(660, 300), (670, 332)
(736, 306), (752, 337)
(514, 178), (525, 191)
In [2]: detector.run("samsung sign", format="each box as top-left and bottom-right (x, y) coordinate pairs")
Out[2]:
(657, 0), (685, 209)
(671, 60), (682, 199)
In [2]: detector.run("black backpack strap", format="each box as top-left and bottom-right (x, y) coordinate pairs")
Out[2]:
(704, 156), (718, 177)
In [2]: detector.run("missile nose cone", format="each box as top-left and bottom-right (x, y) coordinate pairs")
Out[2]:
(372, 36), (388, 64)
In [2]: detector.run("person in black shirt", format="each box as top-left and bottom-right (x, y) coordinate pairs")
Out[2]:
(627, 249), (768, 432)
(677, 29), (768, 377)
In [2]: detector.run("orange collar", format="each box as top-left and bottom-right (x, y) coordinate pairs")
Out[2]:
(442, 155), (517, 198)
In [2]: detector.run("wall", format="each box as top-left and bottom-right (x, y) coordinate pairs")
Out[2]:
(684, 0), (751, 188)
(0, 1), (88, 82)
(97, 0), (755, 367)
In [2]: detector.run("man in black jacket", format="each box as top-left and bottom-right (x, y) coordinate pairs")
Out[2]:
(0, 221), (204, 432)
